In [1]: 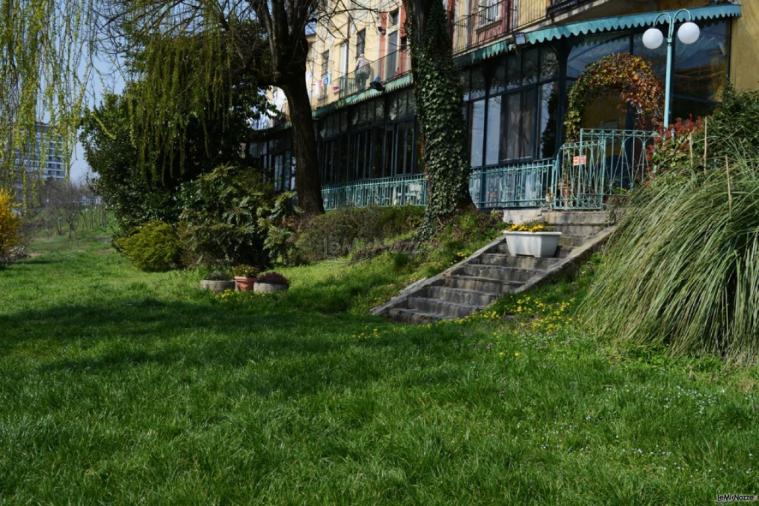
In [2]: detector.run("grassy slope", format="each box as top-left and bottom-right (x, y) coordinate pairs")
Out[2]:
(0, 233), (757, 504)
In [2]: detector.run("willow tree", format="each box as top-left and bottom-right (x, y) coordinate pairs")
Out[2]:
(103, 0), (326, 214)
(0, 0), (95, 205)
(404, 0), (473, 235)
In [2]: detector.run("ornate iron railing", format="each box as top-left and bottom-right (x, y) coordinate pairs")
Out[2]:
(547, 0), (598, 16)
(470, 159), (553, 208)
(322, 174), (427, 210)
(550, 129), (656, 209)
(321, 129), (657, 211)
(579, 128), (655, 191)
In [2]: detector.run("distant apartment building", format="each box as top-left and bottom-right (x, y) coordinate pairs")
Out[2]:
(16, 123), (68, 181)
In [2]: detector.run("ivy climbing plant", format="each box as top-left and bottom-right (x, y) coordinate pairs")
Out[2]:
(404, 0), (474, 238)
(564, 53), (663, 141)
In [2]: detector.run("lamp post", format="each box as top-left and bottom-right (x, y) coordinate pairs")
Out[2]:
(642, 9), (701, 128)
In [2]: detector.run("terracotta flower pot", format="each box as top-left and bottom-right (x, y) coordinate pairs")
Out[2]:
(234, 276), (256, 292)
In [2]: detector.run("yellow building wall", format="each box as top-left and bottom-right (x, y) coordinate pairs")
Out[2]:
(306, 0), (401, 108)
(730, 0), (759, 91)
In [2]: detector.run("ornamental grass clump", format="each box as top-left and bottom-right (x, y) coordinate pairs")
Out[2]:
(581, 157), (759, 362)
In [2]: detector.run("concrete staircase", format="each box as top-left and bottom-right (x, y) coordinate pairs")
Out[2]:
(372, 211), (616, 324)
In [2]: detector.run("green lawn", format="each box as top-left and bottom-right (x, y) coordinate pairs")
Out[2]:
(0, 233), (757, 504)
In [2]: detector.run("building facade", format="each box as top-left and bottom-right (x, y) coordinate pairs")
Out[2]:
(249, 0), (753, 210)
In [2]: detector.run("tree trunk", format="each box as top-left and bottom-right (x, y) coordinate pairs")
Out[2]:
(281, 77), (324, 215)
(405, 0), (473, 235)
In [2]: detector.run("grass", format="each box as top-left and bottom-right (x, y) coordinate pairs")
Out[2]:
(0, 231), (757, 504)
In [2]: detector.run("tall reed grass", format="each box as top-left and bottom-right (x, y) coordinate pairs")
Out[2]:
(582, 157), (759, 362)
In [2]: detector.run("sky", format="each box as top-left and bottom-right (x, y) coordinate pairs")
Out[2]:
(69, 53), (125, 185)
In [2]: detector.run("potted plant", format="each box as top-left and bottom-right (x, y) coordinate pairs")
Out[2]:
(504, 223), (562, 258)
(254, 272), (290, 293)
(199, 270), (235, 293)
(232, 264), (259, 292)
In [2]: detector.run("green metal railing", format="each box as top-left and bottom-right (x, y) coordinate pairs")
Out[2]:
(322, 174), (428, 210)
(471, 159), (553, 208)
(551, 139), (607, 209)
(321, 129), (657, 211)
(579, 128), (655, 191)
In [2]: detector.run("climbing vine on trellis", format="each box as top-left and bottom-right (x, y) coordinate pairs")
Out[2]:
(564, 53), (663, 141)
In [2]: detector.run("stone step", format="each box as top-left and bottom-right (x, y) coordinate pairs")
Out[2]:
(493, 241), (573, 258)
(442, 275), (521, 294)
(455, 264), (540, 283)
(405, 297), (479, 318)
(425, 286), (498, 306)
(387, 307), (443, 324)
(549, 224), (606, 237)
(474, 253), (561, 270)
(541, 210), (612, 225)
(559, 235), (587, 249)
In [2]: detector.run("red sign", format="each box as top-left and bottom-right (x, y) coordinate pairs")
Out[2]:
(573, 155), (587, 166)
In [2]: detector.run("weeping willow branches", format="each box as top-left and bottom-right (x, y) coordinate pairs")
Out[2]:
(0, 0), (96, 199)
(99, 0), (270, 181)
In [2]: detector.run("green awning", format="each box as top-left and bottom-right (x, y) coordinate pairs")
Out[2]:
(455, 3), (741, 67)
(526, 3), (741, 45)
(314, 73), (413, 118)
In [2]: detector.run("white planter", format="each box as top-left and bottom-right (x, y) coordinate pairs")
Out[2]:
(253, 282), (289, 294)
(504, 231), (561, 258)
(200, 279), (235, 293)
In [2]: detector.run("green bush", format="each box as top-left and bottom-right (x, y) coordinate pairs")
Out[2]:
(581, 157), (759, 363)
(704, 88), (759, 160)
(178, 164), (272, 268)
(294, 206), (424, 263)
(117, 220), (182, 272)
(258, 192), (302, 266)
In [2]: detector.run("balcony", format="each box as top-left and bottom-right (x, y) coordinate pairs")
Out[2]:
(452, 0), (548, 55)
(329, 47), (411, 102)
(546, 0), (598, 16)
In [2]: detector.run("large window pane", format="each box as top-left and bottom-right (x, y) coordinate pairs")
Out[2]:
(507, 53), (521, 90)
(470, 66), (487, 100)
(539, 82), (559, 158)
(522, 48), (539, 86)
(470, 100), (485, 167)
(502, 93), (521, 161)
(520, 88), (537, 158)
(673, 21), (728, 116)
(568, 34), (630, 78)
(540, 47), (559, 81)
(490, 57), (506, 94)
(486, 95), (501, 165)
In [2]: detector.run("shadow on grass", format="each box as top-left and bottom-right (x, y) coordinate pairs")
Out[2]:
(0, 291), (479, 395)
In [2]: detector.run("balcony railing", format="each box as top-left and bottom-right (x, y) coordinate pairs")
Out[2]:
(452, 0), (548, 55)
(547, 0), (597, 16)
(332, 47), (411, 101)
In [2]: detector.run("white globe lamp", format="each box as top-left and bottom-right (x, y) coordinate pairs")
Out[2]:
(642, 27), (664, 50)
(677, 21), (700, 45)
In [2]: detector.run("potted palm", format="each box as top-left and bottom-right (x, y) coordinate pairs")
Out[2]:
(504, 223), (561, 258)
(232, 264), (259, 292)
(254, 272), (290, 293)
(200, 270), (235, 293)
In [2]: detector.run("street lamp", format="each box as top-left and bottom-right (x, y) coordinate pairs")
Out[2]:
(642, 9), (701, 128)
